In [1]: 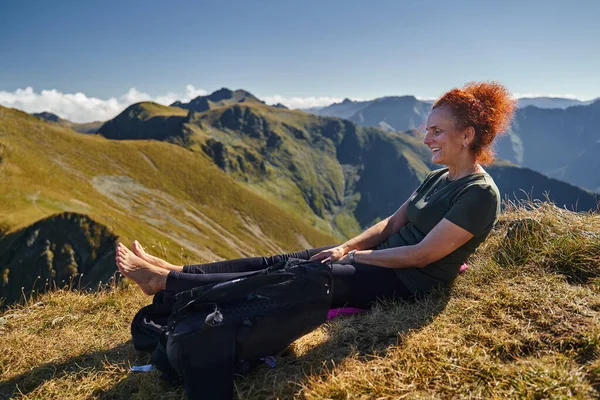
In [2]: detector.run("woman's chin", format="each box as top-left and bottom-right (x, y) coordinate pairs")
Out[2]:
(431, 156), (444, 165)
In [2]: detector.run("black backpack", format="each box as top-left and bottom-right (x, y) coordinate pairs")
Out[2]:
(131, 258), (333, 399)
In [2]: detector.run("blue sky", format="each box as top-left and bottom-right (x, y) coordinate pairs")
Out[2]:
(1, 0), (599, 121)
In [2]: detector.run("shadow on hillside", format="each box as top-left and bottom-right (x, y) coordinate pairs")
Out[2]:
(234, 290), (451, 398)
(0, 341), (147, 400)
(0, 293), (449, 400)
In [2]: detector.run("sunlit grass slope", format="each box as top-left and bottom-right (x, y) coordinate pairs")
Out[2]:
(0, 201), (598, 399)
(0, 106), (336, 301)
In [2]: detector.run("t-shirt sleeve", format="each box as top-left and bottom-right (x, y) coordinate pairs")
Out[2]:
(444, 184), (499, 236)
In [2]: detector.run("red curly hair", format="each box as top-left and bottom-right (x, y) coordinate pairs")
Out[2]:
(432, 81), (517, 165)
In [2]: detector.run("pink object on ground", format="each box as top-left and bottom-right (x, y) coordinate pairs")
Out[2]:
(327, 307), (366, 320)
(459, 263), (469, 274)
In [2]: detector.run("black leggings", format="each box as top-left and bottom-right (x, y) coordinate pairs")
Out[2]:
(165, 245), (413, 309)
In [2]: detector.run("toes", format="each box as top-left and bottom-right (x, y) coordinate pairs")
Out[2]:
(116, 262), (124, 275)
(135, 241), (146, 255)
(132, 241), (143, 255)
(116, 255), (127, 267)
(122, 244), (133, 256)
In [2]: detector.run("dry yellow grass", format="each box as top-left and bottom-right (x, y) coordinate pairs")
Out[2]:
(1, 201), (599, 399)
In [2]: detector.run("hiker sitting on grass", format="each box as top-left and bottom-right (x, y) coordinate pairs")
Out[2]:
(115, 81), (516, 309)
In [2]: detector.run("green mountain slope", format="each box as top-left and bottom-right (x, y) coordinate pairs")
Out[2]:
(99, 99), (598, 239)
(0, 212), (118, 303)
(103, 100), (433, 236)
(96, 102), (189, 141)
(0, 106), (336, 304)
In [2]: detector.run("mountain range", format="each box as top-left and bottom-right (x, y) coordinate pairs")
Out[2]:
(98, 89), (599, 229)
(308, 95), (600, 193)
(517, 97), (598, 109)
(3, 88), (598, 304)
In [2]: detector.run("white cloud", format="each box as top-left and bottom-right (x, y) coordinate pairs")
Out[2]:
(514, 92), (581, 99)
(0, 85), (208, 123)
(262, 95), (346, 109)
(415, 96), (436, 102)
(8, 85), (591, 123)
(185, 84), (207, 100)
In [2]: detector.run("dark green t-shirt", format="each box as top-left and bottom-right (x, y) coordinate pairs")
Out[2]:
(376, 168), (500, 295)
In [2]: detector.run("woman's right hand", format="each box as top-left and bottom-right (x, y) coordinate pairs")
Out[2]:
(309, 246), (348, 264)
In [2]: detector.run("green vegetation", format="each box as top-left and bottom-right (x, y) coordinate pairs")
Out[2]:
(1, 201), (598, 398)
(97, 102), (189, 141)
(100, 98), (433, 236)
(0, 106), (335, 304)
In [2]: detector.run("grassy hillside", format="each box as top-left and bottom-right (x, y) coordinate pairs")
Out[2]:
(0, 202), (598, 399)
(96, 102), (189, 141)
(0, 106), (336, 304)
(101, 99), (433, 237)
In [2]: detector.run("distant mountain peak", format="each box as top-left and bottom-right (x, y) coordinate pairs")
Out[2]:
(171, 88), (263, 113)
(31, 111), (103, 134)
(341, 98), (354, 104)
(33, 111), (62, 122)
(207, 87), (235, 102)
(375, 95), (418, 104)
(516, 97), (598, 109)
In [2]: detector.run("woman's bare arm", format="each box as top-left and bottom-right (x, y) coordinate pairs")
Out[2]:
(341, 197), (411, 252)
(347, 218), (474, 268)
(309, 195), (413, 263)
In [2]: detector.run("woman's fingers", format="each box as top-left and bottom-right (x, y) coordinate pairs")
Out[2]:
(309, 251), (330, 262)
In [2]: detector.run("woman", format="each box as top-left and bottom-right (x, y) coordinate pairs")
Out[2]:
(115, 81), (516, 309)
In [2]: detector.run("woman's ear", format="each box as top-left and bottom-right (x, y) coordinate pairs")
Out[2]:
(463, 126), (475, 146)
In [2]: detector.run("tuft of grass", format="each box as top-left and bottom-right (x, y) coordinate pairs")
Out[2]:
(494, 200), (600, 283)
(1, 201), (599, 399)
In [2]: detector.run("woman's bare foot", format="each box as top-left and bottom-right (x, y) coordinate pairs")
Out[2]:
(115, 242), (169, 295)
(132, 240), (184, 272)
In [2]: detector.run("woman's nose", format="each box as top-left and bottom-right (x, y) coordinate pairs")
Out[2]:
(423, 132), (432, 145)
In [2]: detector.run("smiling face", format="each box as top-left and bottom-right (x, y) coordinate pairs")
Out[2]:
(424, 106), (469, 166)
